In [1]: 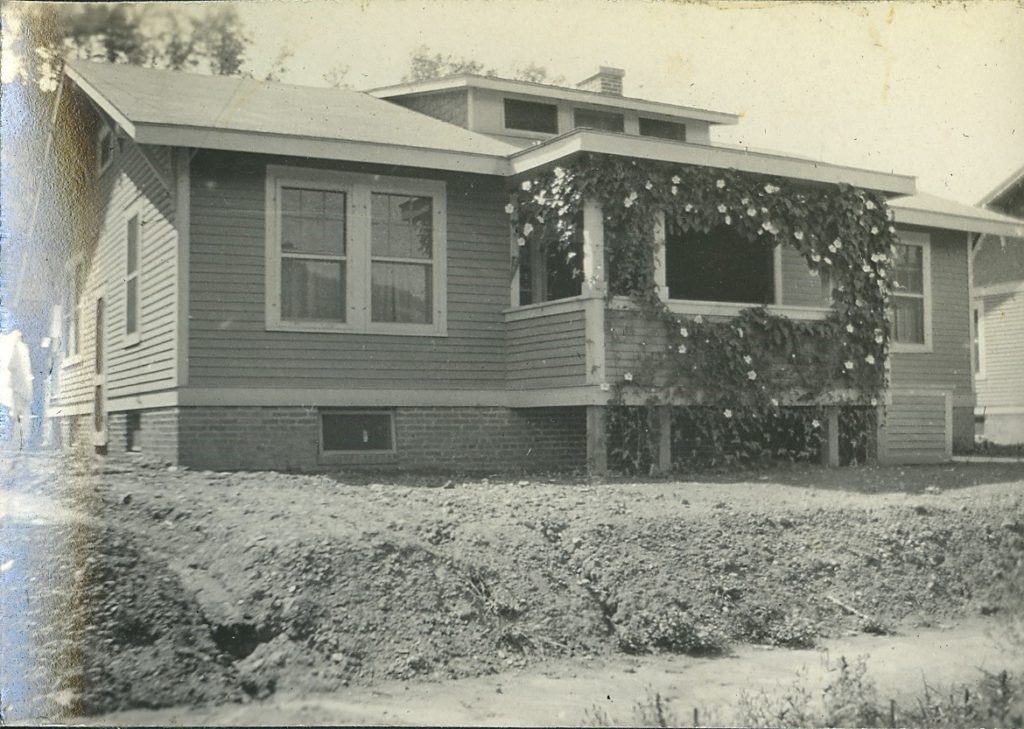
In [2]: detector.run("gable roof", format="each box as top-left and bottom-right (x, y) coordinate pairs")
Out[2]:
(890, 191), (1024, 238)
(65, 60), (518, 175)
(979, 164), (1024, 208)
(369, 74), (740, 126)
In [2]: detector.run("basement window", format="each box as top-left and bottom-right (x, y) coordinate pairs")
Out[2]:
(321, 411), (395, 453)
(639, 117), (687, 142)
(665, 223), (774, 304)
(504, 98), (558, 134)
(126, 412), (142, 452)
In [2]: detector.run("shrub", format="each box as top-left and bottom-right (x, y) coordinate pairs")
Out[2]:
(616, 606), (726, 656)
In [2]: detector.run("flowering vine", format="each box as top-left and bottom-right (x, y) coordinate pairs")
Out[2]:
(507, 154), (898, 470)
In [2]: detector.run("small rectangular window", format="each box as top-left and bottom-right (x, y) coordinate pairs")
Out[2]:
(125, 212), (141, 340)
(504, 98), (558, 133)
(573, 108), (624, 132)
(321, 411), (394, 452)
(639, 117), (687, 142)
(126, 412), (142, 452)
(892, 243), (926, 344)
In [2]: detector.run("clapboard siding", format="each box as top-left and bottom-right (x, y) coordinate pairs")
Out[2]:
(389, 90), (470, 128)
(779, 244), (829, 307)
(976, 289), (1024, 408)
(187, 151), (509, 390)
(889, 227), (972, 403)
(56, 133), (178, 408)
(884, 391), (949, 462)
(974, 234), (1024, 288)
(506, 307), (586, 388)
(606, 309), (668, 381)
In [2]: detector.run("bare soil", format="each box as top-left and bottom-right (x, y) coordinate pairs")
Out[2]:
(3, 454), (1023, 722)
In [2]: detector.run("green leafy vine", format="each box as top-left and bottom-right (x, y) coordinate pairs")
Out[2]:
(508, 154), (898, 470)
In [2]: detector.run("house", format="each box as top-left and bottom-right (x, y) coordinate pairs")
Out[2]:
(971, 166), (1024, 445)
(41, 61), (1024, 473)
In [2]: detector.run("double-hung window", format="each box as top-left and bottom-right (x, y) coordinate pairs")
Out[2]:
(125, 204), (143, 346)
(891, 231), (931, 351)
(267, 167), (446, 335)
(64, 260), (85, 362)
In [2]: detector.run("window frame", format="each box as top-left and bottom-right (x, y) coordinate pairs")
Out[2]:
(265, 166), (447, 336)
(890, 230), (932, 353)
(573, 107), (625, 133)
(96, 124), (114, 176)
(318, 409), (396, 456)
(62, 257), (86, 368)
(503, 97), (559, 135)
(124, 201), (144, 347)
(973, 300), (986, 380)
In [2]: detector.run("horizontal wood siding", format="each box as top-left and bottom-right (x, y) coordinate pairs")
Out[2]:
(779, 244), (829, 307)
(884, 391), (949, 463)
(188, 151), (508, 390)
(390, 90), (470, 128)
(506, 308), (586, 388)
(976, 289), (1024, 408)
(890, 228), (972, 404)
(974, 234), (1024, 288)
(56, 137), (177, 408)
(605, 308), (668, 381)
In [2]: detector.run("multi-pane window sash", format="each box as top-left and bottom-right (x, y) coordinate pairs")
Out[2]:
(892, 242), (926, 345)
(266, 167), (447, 335)
(125, 211), (142, 343)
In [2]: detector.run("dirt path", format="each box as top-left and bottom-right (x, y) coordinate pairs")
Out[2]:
(84, 619), (1018, 726)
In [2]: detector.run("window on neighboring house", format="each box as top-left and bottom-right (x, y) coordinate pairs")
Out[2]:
(573, 108), (624, 132)
(973, 302), (986, 379)
(321, 410), (394, 452)
(891, 234), (931, 348)
(504, 98), (558, 134)
(125, 210), (142, 344)
(267, 167), (446, 334)
(64, 261), (85, 360)
(664, 223), (774, 304)
(97, 125), (114, 175)
(639, 117), (687, 142)
(517, 219), (584, 305)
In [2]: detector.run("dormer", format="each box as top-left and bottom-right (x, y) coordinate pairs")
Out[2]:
(370, 67), (739, 148)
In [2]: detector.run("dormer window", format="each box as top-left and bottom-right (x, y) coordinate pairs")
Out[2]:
(96, 124), (114, 175)
(504, 98), (558, 134)
(639, 117), (687, 142)
(573, 108), (624, 133)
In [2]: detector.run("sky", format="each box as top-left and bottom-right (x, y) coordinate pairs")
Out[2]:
(232, 0), (1024, 205)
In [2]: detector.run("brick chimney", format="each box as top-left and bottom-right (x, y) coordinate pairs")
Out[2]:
(576, 66), (625, 96)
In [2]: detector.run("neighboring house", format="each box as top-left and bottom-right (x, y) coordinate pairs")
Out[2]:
(42, 61), (1024, 472)
(972, 166), (1024, 444)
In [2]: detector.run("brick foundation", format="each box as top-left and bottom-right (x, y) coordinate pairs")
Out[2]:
(92, 405), (587, 473)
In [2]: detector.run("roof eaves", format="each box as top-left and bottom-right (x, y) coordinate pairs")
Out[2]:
(978, 163), (1024, 207)
(63, 61), (138, 136)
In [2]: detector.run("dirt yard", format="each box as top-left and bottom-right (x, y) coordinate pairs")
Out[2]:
(2, 454), (1023, 723)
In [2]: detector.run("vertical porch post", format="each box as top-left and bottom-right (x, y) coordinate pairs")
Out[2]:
(583, 199), (608, 475)
(820, 406), (841, 467)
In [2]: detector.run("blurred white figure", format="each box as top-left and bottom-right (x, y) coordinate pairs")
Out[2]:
(1, 330), (34, 451)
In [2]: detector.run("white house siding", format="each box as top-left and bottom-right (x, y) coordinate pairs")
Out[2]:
(55, 135), (178, 411)
(975, 286), (1024, 443)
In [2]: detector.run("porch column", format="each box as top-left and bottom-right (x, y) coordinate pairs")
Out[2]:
(583, 200), (608, 477)
(820, 407), (840, 467)
(586, 405), (608, 477)
(656, 405), (672, 473)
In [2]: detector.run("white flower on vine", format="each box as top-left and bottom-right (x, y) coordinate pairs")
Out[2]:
(623, 372), (633, 382)
(824, 256), (832, 265)
(645, 180), (653, 190)
(737, 328), (744, 339)
(553, 167), (566, 179)
(886, 208), (895, 221)
(862, 264), (872, 273)
(741, 197), (749, 205)
(764, 183), (779, 194)
(828, 243), (837, 253)
(677, 344), (687, 354)
(865, 200), (876, 210)
(874, 332), (884, 344)
(517, 237), (526, 247)
(747, 207), (757, 217)
(878, 269), (886, 279)
(811, 252), (821, 263)
(833, 238), (843, 249)
(716, 179), (726, 189)
(846, 323), (855, 333)
(794, 230), (805, 241)
(871, 226), (879, 235)
(679, 327), (689, 338)
(521, 180), (532, 192)
(723, 408), (733, 418)
(504, 203), (515, 215)
(717, 203), (727, 213)
(724, 215), (732, 225)
(684, 203), (693, 212)
(743, 354), (752, 364)
(623, 197), (634, 208)
(522, 223), (534, 236)
(865, 354), (876, 365)
(747, 370), (757, 380)
(870, 397), (878, 406)
(671, 186), (678, 196)
(811, 419), (821, 428)
(694, 315), (704, 324)
(844, 360), (855, 370)
(672, 175), (682, 185)
(762, 220), (779, 235)
(771, 398), (780, 407)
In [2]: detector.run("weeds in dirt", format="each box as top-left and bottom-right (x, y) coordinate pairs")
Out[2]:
(732, 604), (818, 648)
(617, 606), (726, 656)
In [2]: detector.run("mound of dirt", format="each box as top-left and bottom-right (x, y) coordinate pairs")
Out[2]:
(8, 457), (1024, 717)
